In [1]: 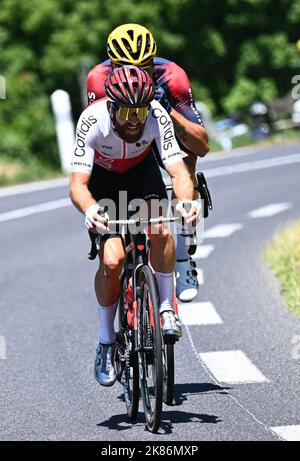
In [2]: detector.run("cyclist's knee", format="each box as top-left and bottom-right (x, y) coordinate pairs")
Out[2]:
(100, 239), (125, 276)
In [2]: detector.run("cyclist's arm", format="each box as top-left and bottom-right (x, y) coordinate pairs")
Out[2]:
(69, 111), (98, 213)
(86, 64), (109, 105)
(69, 171), (97, 214)
(166, 63), (209, 156)
(166, 161), (194, 201)
(170, 108), (209, 157)
(151, 101), (194, 200)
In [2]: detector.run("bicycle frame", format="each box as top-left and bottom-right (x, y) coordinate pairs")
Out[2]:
(122, 231), (154, 349)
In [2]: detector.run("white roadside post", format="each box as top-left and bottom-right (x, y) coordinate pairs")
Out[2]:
(0, 75), (6, 100)
(50, 90), (75, 174)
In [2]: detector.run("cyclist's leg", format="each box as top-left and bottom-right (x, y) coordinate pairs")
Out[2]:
(95, 236), (125, 308)
(174, 151), (199, 302)
(147, 216), (181, 339)
(88, 166), (125, 386)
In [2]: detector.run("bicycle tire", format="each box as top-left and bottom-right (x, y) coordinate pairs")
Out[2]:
(163, 343), (174, 405)
(137, 265), (163, 433)
(119, 275), (139, 421)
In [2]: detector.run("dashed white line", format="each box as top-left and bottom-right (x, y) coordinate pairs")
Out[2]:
(0, 177), (69, 198)
(0, 198), (71, 223)
(185, 326), (282, 440)
(0, 335), (6, 360)
(197, 268), (204, 285)
(179, 302), (223, 326)
(194, 245), (215, 259)
(271, 425), (300, 441)
(199, 350), (269, 384)
(205, 153), (300, 178)
(204, 223), (243, 239)
(248, 203), (292, 218)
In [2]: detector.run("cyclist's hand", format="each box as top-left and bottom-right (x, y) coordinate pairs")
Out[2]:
(85, 204), (109, 234)
(176, 200), (201, 224)
(94, 211), (110, 235)
(155, 87), (172, 114)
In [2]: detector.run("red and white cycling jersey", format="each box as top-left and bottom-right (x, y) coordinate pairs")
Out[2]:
(71, 98), (182, 175)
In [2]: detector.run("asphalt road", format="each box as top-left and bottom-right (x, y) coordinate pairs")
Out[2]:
(1, 141), (300, 441)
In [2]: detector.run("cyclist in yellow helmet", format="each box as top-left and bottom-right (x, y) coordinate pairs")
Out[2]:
(87, 23), (209, 303)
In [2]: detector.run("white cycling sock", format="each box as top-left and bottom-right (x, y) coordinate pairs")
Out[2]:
(155, 271), (174, 314)
(175, 232), (189, 261)
(98, 302), (117, 345)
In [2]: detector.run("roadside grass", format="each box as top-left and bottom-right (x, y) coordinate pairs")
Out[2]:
(265, 220), (300, 320)
(0, 156), (64, 186)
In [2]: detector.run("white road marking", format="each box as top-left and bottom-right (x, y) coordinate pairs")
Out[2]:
(0, 177), (69, 198)
(199, 350), (269, 384)
(248, 202), (292, 218)
(197, 268), (204, 285)
(271, 425), (300, 441)
(0, 198), (71, 223)
(179, 302), (223, 326)
(1, 152), (299, 198)
(205, 153), (300, 178)
(194, 245), (215, 259)
(185, 327), (283, 440)
(0, 336), (6, 360)
(271, 425), (300, 442)
(204, 223), (243, 239)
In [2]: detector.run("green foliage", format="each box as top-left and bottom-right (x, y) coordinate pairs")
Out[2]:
(0, 0), (299, 171)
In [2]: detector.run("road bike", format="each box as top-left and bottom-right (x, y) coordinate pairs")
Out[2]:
(89, 171), (212, 433)
(109, 211), (180, 433)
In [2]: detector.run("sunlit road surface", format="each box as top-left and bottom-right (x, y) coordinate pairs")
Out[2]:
(1, 141), (300, 441)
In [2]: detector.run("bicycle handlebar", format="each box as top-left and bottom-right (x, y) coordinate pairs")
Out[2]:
(106, 216), (180, 226)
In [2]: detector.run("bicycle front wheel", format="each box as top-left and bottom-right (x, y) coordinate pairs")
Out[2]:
(163, 343), (174, 405)
(137, 265), (163, 433)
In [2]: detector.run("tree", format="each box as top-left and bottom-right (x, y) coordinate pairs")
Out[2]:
(0, 0), (299, 169)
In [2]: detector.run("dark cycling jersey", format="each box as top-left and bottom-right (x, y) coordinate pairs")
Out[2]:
(87, 57), (204, 129)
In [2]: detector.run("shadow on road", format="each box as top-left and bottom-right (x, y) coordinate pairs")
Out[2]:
(97, 409), (221, 434)
(173, 382), (231, 406)
(98, 382), (226, 433)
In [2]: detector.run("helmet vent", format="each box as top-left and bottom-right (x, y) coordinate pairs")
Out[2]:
(127, 29), (134, 41)
(112, 39), (126, 58)
(144, 34), (151, 55)
(122, 38), (140, 61)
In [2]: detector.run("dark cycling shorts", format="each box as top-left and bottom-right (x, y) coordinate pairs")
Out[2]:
(87, 152), (168, 248)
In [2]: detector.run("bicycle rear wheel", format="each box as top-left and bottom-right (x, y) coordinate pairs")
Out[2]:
(137, 265), (163, 433)
(118, 276), (139, 421)
(163, 343), (174, 405)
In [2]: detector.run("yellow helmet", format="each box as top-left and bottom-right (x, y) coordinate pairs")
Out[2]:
(107, 23), (157, 66)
